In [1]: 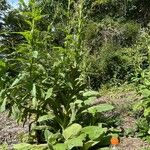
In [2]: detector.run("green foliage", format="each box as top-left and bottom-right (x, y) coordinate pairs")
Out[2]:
(13, 143), (48, 150)
(136, 118), (150, 140)
(2, 0), (150, 148)
(134, 70), (150, 142)
(0, 144), (8, 150)
(134, 70), (150, 117)
(44, 123), (107, 150)
(85, 17), (143, 89)
(0, 0), (114, 149)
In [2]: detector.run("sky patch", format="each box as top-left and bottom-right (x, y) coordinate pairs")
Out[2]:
(8, 0), (28, 8)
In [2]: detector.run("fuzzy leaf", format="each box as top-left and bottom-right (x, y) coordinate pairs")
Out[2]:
(83, 140), (99, 150)
(38, 113), (55, 122)
(63, 123), (82, 140)
(141, 89), (150, 97)
(53, 143), (67, 150)
(81, 126), (107, 140)
(84, 96), (96, 105)
(82, 104), (114, 115)
(13, 143), (31, 150)
(65, 135), (85, 149)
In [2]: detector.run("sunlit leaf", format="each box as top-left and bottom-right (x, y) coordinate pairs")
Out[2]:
(63, 123), (82, 140)
(82, 104), (114, 115)
(81, 126), (107, 140)
(53, 143), (67, 150)
(32, 51), (38, 58)
(0, 97), (7, 112)
(31, 83), (36, 97)
(45, 88), (53, 100)
(38, 113), (55, 122)
(83, 91), (99, 97)
(32, 97), (37, 109)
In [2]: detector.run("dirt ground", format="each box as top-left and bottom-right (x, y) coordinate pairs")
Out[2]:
(0, 112), (28, 149)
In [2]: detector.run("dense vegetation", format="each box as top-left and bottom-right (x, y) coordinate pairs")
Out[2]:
(1, 0), (150, 149)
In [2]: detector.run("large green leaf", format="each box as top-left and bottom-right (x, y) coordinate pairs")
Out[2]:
(13, 143), (48, 150)
(65, 134), (86, 149)
(13, 143), (31, 150)
(84, 96), (96, 105)
(82, 104), (114, 115)
(141, 89), (150, 97)
(53, 143), (67, 150)
(81, 126), (107, 140)
(44, 130), (60, 146)
(44, 129), (53, 142)
(83, 140), (99, 150)
(63, 123), (82, 140)
(83, 91), (99, 97)
(38, 113), (55, 122)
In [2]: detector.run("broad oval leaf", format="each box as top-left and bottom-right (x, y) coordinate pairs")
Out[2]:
(82, 104), (114, 115)
(65, 133), (86, 149)
(13, 143), (48, 150)
(53, 143), (67, 150)
(83, 91), (99, 97)
(81, 126), (107, 140)
(84, 96), (96, 105)
(83, 140), (99, 150)
(38, 113), (55, 122)
(140, 89), (150, 97)
(63, 123), (82, 140)
(65, 137), (84, 149)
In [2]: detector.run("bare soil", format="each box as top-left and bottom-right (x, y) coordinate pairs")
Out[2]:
(119, 137), (150, 150)
(0, 112), (28, 149)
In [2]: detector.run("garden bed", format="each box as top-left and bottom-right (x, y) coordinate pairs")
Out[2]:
(0, 90), (150, 149)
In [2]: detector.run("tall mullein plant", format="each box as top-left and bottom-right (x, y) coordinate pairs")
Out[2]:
(48, 0), (88, 129)
(0, 0), (87, 141)
(65, 0), (87, 82)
